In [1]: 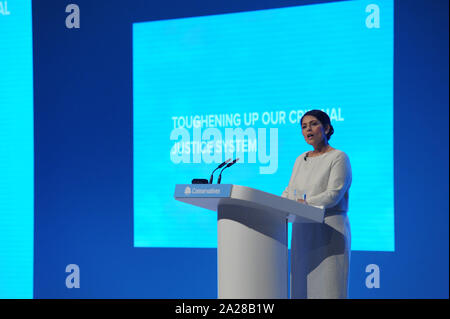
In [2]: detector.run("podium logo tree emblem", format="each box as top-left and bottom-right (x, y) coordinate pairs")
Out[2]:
(184, 186), (192, 195)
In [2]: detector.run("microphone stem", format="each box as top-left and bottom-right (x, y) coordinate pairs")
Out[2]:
(216, 158), (238, 184)
(209, 167), (219, 184)
(217, 165), (229, 184)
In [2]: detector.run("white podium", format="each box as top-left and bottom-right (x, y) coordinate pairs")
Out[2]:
(174, 184), (324, 299)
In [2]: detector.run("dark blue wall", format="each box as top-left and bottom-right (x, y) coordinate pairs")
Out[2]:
(33, 0), (448, 298)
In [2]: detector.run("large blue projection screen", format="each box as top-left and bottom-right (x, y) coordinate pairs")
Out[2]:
(0, 1), (34, 298)
(133, 0), (394, 251)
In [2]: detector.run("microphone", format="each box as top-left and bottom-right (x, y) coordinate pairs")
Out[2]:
(217, 158), (239, 184)
(304, 152), (309, 161)
(209, 158), (232, 184)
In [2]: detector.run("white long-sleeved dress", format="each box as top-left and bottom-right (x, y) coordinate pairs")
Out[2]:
(282, 149), (352, 299)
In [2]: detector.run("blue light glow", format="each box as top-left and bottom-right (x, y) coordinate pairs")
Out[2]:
(0, 0), (34, 298)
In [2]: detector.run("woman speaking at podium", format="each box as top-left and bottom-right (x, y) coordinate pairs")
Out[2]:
(282, 109), (352, 299)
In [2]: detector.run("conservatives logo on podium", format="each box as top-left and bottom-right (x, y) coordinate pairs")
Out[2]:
(175, 184), (232, 198)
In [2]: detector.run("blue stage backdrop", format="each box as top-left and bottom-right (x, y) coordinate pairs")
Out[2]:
(133, 0), (394, 251)
(0, 0), (446, 299)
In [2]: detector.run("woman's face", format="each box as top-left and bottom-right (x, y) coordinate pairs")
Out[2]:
(301, 115), (329, 147)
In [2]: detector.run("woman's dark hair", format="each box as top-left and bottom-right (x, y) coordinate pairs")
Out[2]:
(300, 110), (334, 140)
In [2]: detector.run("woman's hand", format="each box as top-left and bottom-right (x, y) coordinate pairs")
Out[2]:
(296, 199), (306, 204)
